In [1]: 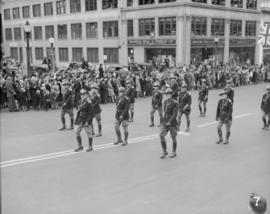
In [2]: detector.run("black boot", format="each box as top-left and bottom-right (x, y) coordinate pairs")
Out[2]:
(114, 130), (122, 145)
(74, 136), (83, 152)
(67, 118), (74, 130)
(86, 138), (93, 152)
(149, 116), (154, 127)
(96, 125), (102, 137)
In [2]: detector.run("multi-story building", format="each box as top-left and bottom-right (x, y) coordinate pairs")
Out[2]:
(260, 0), (270, 64)
(1, 0), (263, 72)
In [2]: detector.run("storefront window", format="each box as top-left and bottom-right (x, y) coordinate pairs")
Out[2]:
(211, 18), (225, 36)
(159, 17), (176, 36)
(231, 0), (242, 8)
(230, 20), (242, 36)
(139, 0), (154, 5)
(229, 47), (255, 65)
(139, 18), (155, 36)
(191, 47), (224, 64)
(145, 48), (175, 64)
(191, 17), (207, 36)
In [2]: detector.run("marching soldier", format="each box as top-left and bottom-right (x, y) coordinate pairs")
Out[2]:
(177, 85), (192, 132)
(149, 82), (163, 127)
(261, 85), (270, 130)
(216, 89), (233, 144)
(74, 89), (94, 152)
(159, 88), (179, 159)
(90, 83), (102, 136)
(59, 79), (74, 131)
(225, 80), (234, 103)
(198, 79), (209, 117)
(114, 87), (130, 146)
(126, 80), (135, 122)
(170, 75), (180, 98)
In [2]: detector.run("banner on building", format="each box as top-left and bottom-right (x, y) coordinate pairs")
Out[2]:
(258, 23), (270, 47)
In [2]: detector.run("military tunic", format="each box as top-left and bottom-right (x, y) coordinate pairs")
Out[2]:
(261, 93), (270, 114)
(178, 91), (192, 114)
(198, 86), (209, 102)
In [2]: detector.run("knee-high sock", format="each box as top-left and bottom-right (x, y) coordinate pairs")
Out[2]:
(172, 137), (177, 152)
(226, 131), (230, 140)
(88, 138), (93, 147)
(218, 128), (222, 139)
(98, 124), (102, 133)
(61, 117), (66, 127)
(76, 136), (82, 147)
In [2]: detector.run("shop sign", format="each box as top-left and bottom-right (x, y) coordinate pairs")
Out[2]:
(230, 38), (256, 46)
(191, 38), (225, 47)
(128, 38), (176, 46)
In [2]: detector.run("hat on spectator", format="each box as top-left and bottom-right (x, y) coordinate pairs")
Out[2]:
(62, 79), (70, 85)
(226, 79), (232, 84)
(182, 84), (188, 89)
(126, 79), (132, 84)
(118, 87), (125, 93)
(249, 193), (267, 213)
(219, 88), (228, 96)
(202, 79), (206, 83)
(91, 83), (99, 89)
(80, 89), (88, 95)
(170, 75), (177, 79)
(165, 88), (173, 94)
(153, 82), (160, 87)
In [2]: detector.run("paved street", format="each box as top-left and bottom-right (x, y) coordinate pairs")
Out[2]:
(1, 83), (270, 214)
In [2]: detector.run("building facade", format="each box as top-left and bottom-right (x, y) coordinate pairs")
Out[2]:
(1, 0), (264, 71)
(260, 0), (270, 64)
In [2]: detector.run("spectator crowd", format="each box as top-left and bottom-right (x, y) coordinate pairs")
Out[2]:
(1, 59), (270, 112)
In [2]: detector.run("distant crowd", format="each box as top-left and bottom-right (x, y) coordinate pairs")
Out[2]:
(1, 58), (270, 112)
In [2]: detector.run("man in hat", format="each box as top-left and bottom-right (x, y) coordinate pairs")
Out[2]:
(249, 193), (267, 214)
(74, 89), (94, 152)
(261, 85), (270, 130)
(90, 83), (102, 136)
(159, 88), (179, 159)
(149, 82), (163, 127)
(177, 84), (192, 132)
(59, 79), (74, 130)
(198, 79), (209, 117)
(114, 87), (130, 146)
(216, 89), (233, 144)
(126, 80), (135, 122)
(225, 79), (234, 103)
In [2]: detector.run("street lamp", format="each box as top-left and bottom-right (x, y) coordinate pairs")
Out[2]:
(214, 34), (219, 65)
(24, 21), (31, 76)
(49, 37), (55, 73)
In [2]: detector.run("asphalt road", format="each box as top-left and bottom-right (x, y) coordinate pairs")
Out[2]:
(1, 83), (270, 214)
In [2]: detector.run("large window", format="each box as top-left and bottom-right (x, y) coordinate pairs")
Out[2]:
(58, 24), (67, 39)
(127, 20), (134, 37)
(71, 23), (82, 39)
(70, 0), (81, 13)
(231, 0), (242, 7)
(72, 48), (83, 61)
(103, 21), (118, 37)
(44, 2), (53, 16)
(33, 4), (41, 17)
(85, 0), (97, 11)
(4, 9), (11, 20)
(22, 6), (30, 18)
(139, 0), (154, 5)
(230, 20), (242, 36)
(10, 48), (18, 60)
(212, 0), (225, 6)
(102, 0), (118, 9)
(86, 22), (98, 38)
(192, 0), (207, 3)
(246, 0), (257, 9)
(211, 18), (225, 36)
(12, 7), (20, 19)
(87, 48), (99, 63)
(5, 28), (12, 40)
(56, 0), (66, 14)
(191, 17), (207, 36)
(34, 26), (43, 40)
(14, 28), (22, 40)
(104, 48), (119, 63)
(45, 25), (54, 39)
(59, 48), (69, 61)
(159, 0), (176, 2)
(245, 21), (256, 36)
(35, 47), (44, 60)
(159, 17), (176, 36)
(139, 18), (155, 36)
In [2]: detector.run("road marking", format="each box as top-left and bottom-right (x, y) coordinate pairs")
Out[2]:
(0, 131), (190, 168)
(197, 113), (252, 128)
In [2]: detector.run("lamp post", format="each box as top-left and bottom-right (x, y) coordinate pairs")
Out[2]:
(49, 37), (55, 73)
(214, 34), (219, 65)
(24, 21), (31, 76)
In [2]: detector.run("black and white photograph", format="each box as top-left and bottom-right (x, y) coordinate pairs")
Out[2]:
(0, 0), (270, 213)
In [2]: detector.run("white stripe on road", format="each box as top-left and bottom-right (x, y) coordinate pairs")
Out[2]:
(197, 113), (252, 128)
(0, 131), (190, 168)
